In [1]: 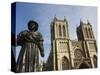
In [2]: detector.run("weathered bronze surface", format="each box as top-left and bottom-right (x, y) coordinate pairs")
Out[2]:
(16, 20), (44, 72)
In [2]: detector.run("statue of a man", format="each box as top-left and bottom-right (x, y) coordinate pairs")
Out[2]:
(16, 20), (44, 72)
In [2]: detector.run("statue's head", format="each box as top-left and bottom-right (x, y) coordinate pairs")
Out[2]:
(28, 20), (38, 31)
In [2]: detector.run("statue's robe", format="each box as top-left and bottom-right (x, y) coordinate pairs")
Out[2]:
(16, 30), (44, 72)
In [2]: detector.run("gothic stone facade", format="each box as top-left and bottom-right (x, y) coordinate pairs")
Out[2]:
(45, 17), (97, 71)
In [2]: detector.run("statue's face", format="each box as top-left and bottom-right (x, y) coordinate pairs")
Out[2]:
(31, 23), (35, 30)
(28, 23), (36, 31)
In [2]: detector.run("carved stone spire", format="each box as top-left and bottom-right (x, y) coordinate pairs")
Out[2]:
(80, 19), (83, 25)
(87, 20), (91, 25)
(53, 14), (57, 21)
(64, 16), (66, 21)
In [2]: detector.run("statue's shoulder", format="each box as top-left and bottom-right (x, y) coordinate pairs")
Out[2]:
(35, 31), (43, 40)
(19, 30), (29, 35)
(35, 31), (42, 37)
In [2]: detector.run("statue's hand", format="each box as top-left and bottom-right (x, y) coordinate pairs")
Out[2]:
(40, 51), (44, 57)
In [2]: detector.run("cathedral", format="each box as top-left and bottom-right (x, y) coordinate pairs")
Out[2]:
(44, 16), (97, 71)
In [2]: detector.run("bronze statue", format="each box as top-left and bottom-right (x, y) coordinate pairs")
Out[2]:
(16, 20), (44, 72)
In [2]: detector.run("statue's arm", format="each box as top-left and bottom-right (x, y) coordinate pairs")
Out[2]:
(17, 32), (23, 46)
(17, 30), (30, 45)
(36, 32), (44, 57)
(38, 41), (44, 57)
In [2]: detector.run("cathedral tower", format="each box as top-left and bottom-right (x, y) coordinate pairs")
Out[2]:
(77, 20), (97, 68)
(50, 16), (72, 70)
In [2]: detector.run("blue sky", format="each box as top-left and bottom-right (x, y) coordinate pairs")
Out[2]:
(14, 2), (97, 62)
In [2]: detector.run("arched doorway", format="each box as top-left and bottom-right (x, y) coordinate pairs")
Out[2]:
(93, 55), (97, 68)
(62, 56), (69, 70)
(79, 63), (90, 69)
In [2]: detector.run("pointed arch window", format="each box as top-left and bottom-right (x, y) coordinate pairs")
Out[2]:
(62, 56), (69, 70)
(93, 55), (97, 68)
(63, 25), (66, 37)
(84, 28), (87, 38)
(59, 25), (62, 36)
(89, 28), (93, 38)
(85, 28), (89, 38)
